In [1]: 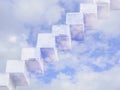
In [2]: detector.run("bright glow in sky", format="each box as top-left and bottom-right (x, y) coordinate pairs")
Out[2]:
(0, 0), (120, 90)
(9, 36), (17, 43)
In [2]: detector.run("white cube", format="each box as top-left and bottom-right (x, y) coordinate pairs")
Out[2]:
(93, 0), (110, 3)
(52, 25), (72, 50)
(21, 48), (44, 74)
(66, 12), (84, 25)
(94, 0), (110, 18)
(37, 33), (55, 48)
(37, 33), (58, 62)
(6, 60), (29, 87)
(0, 74), (15, 90)
(110, 0), (120, 10)
(21, 47), (39, 60)
(80, 3), (97, 13)
(66, 13), (84, 41)
(80, 3), (98, 30)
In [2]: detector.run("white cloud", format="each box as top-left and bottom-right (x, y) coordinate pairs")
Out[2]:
(97, 10), (120, 37)
(44, 5), (64, 25)
(12, 0), (64, 25)
(17, 66), (120, 90)
(0, 0), (29, 60)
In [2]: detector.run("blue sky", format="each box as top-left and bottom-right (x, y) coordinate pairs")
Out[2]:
(0, 0), (120, 90)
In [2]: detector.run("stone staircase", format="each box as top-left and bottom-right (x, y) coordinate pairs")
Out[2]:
(0, 0), (120, 89)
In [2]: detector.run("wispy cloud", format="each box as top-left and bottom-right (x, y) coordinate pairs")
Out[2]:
(12, 0), (64, 25)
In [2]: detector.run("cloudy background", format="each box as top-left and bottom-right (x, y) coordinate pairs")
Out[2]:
(0, 0), (120, 90)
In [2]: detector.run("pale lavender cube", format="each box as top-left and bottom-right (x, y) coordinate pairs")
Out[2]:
(6, 60), (29, 87)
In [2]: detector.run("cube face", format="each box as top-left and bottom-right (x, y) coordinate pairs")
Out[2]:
(52, 25), (71, 36)
(97, 3), (110, 18)
(6, 61), (25, 73)
(0, 87), (8, 90)
(70, 25), (84, 41)
(0, 74), (9, 86)
(80, 3), (97, 13)
(25, 59), (44, 74)
(21, 48), (36, 60)
(0, 86), (15, 90)
(55, 35), (71, 50)
(37, 33), (55, 48)
(0, 74), (15, 90)
(0, 86), (14, 90)
(94, 0), (110, 3)
(110, 0), (120, 10)
(10, 73), (28, 86)
(40, 48), (58, 62)
(84, 13), (98, 30)
(66, 13), (84, 25)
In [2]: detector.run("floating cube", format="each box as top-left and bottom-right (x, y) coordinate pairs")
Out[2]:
(94, 0), (110, 18)
(110, 0), (120, 10)
(0, 74), (15, 90)
(66, 13), (84, 41)
(80, 3), (98, 30)
(21, 48), (44, 74)
(6, 60), (29, 87)
(52, 25), (72, 50)
(37, 33), (58, 62)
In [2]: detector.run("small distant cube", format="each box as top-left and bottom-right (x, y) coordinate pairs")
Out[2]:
(6, 60), (29, 87)
(110, 0), (120, 10)
(52, 25), (72, 50)
(80, 3), (98, 30)
(0, 74), (15, 90)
